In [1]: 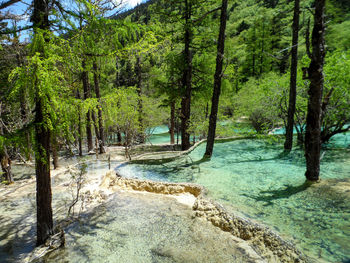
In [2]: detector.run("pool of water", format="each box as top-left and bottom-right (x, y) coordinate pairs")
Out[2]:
(116, 137), (350, 263)
(43, 191), (264, 263)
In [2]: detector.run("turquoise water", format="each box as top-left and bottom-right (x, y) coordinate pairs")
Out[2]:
(117, 137), (350, 262)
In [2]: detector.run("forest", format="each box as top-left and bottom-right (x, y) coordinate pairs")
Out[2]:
(0, 0), (350, 262)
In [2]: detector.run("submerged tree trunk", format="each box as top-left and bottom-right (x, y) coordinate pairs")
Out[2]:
(304, 0), (326, 181)
(82, 60), (93, 152)
(32, 0), (54, 246)
(204, 0), (228, 158)
(284, 0), (300, 151)
(93, 61), (105, 154)
(180, 0), (193, 151)
(170, 100), (175, 144)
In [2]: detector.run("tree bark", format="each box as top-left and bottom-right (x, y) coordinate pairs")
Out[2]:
(204, 0), (228, 158)
(284, 0), (300, 151)
(304, 0), (326, 181)
(170, 100), (175, 144)
(82, 60), (93, 152)
(34, 98), (53, 246)
(32, 0), (54, 246)
(93, 61), (105, 153)
(180, 0), (192, 151)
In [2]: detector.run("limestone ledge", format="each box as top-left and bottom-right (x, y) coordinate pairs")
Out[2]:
(101, 171), (204, 197)
(101, 171), (308, 263)
(193, 198), (307, 263)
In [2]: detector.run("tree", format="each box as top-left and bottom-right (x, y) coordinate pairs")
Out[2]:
(284, 0), (300, 151)
(304, 0), (326, 181)
(204, 0), (228, 158)
(180, 0), (193, 151)
(0, 103), (13, 184)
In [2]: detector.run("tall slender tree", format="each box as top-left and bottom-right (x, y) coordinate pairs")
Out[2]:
(82, 60), (94, 152)
(31, 0), (54, 246)
(304, 0), (326, 181)
(284, 0), (300, 151)
(180, 0), (193, 151)
(93, 60), (105, 153)
(204, 0), (228, 158)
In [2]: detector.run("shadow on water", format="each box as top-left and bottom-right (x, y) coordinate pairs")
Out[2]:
(243, 181), (312, 206)
(0, 204), (36, 262)
(43, 203), (125, 262)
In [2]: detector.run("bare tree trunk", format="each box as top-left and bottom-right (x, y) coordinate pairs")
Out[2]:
(284, 0), (300, 151)
(32, 0), (54, 246)
(180, 0), (192, 151)
(204, 0), (228, 158)
(93, 61), (105, 153)
(170, 100), (175, 144)
(304, 0), (326, 181)
(82, 60), (93, 152)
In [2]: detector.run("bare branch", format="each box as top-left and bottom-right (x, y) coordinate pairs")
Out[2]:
(0, 0), (21, 10)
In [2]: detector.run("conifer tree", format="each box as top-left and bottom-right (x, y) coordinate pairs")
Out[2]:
(304, 0), (326, 181)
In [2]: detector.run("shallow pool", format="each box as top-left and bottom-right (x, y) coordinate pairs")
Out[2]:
(117, 137), (350, 262)
(44, 191), (263, 263)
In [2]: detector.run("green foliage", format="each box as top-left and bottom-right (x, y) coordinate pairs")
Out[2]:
(9, 32), (67, 132)
(327, 20), (350, 51)
(234, 72), (288, 133)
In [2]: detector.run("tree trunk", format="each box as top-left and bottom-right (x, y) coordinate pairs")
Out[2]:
(0, 150), (13, 183)
(284, 0), (300, 151)
(91, 111), (100, 143)
(304, 0), (326, 181)
(180, 0), (192, 151)
(75, 89), (83, 156)
(82, 60), (93, 152)
(170, 100), (175, 144)
(93, 61), (105, 153)
(259, 21), (265, 75)
(136, 56), (145, 143)
(0, 105), (13, 183)
(34, 99), (54, 246)
(252, 28), (256, 76)
(51, 134), (58, 169)
(32, 0), (54, 246)
(204, 0), (228, 158)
